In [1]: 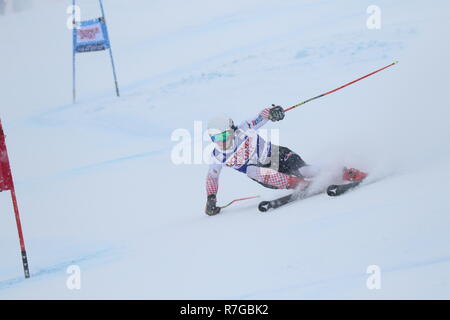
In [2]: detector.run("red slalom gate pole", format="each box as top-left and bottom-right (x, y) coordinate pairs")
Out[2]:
(10, 188), (30, 278)
(0, 119), (30, 279)
(284, 61), (398, 113)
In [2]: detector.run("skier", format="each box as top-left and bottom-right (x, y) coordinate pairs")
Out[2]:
(205, 105), (367, 215)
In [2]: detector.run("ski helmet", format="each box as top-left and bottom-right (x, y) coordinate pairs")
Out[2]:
(207, 116), (236, 140)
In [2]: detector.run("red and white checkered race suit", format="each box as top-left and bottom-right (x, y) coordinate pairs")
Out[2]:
(206, 108), (303, 196)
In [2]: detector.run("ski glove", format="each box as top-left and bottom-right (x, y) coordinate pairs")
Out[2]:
(205, 194), (221, 216)
(268, 104), (285, 122)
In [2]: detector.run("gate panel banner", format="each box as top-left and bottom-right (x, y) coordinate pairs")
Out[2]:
(71, 0), (120, 102)
(74, 17), (111, 53)
(0, 121), (13, 192)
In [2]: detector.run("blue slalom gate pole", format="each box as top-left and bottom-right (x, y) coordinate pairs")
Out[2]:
(72, 0), (76, 103)
(99, 0), (120, 97)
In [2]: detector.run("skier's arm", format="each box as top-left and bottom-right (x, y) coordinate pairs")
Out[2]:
(205, 163), (222, 215)
(206, 163), (222, 195)
(240, 105), (285, 131)
(240, 108), (270, 131)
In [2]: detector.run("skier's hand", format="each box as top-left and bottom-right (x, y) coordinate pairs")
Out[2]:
(205, 194), (221, 216)
(268, 104), (285, 122)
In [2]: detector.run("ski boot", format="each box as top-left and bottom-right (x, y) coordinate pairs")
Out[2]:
(287, 176), (311, 191)
(342, 167), (368, 182)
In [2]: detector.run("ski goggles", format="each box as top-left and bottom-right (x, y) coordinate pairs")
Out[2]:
(211, 130), (231, 142)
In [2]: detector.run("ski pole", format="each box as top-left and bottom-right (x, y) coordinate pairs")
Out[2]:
(284, 61), (398, 113)
(218, 195), (260, 209)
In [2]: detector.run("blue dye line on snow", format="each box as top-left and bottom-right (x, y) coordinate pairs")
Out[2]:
(0, 248), (113, 291)
(63, 148), (169, 176)
(15, 147), (170, 188)
(235, 253), (450, 299)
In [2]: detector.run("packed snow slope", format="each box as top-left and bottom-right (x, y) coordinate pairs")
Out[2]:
(1, 0), (450, 299)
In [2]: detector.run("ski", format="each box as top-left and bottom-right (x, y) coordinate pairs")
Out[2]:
(258, 189), (321, 212)
(258, 193), (294, 212)
(258, 180), (365, 212)
(326, 181), (362, 196)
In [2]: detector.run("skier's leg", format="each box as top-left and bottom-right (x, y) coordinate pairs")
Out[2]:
(273, 145), (322, 179)
(246, 165), (309, 190)
(274, 146), (306, 175)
